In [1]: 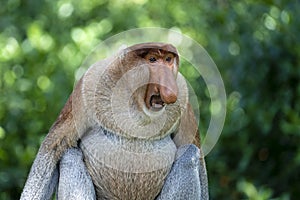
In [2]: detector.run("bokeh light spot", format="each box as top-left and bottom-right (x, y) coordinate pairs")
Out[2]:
(58, 2), (74, 18)
(37, 76), (51, 91)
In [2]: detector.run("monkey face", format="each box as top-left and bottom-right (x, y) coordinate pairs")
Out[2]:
(127, 44), (179, 113)
(142, 50), (179, 112)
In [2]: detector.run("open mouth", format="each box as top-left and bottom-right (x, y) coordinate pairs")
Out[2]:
(150, 94), (165, 111)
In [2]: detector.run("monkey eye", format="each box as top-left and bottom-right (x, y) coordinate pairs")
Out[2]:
(149, 57), (157, 63)
(165, 57), (172, 62)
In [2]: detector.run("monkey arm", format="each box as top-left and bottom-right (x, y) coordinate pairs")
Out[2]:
(20, 151), (59, 200)
(57, 147), (96, 200)
(166, 101), (209, 199)
(20, 96), (78, 200)
(156, 144), (209, 200)
(20, 79), (90, 200)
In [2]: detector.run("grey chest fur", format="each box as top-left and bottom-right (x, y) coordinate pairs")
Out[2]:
(80, 127), (177, 200)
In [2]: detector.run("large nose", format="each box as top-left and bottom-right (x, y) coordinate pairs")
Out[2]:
(147, 65), (178, 105)
(158, 69), (178, 104)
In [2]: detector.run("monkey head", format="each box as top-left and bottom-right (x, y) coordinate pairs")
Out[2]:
(79, 42), (188, 140)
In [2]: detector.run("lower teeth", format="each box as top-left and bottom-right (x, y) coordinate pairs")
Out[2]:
(152, 103), (162, 108)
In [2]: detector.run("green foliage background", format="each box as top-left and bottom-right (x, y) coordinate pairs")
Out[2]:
(0, 0), (299, 199)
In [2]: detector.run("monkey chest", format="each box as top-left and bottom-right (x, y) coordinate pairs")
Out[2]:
(80, 128), (177, 200)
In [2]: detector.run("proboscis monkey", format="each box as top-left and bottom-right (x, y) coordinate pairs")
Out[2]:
(20, 43), (208, 200)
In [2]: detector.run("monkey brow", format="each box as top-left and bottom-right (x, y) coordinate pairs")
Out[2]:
(157, 49), (162, 56)
(137, 48), (174, 58)
(148, 49), (167, 56)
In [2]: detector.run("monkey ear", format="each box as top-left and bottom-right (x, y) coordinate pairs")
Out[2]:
(173, 103), (200, 148)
